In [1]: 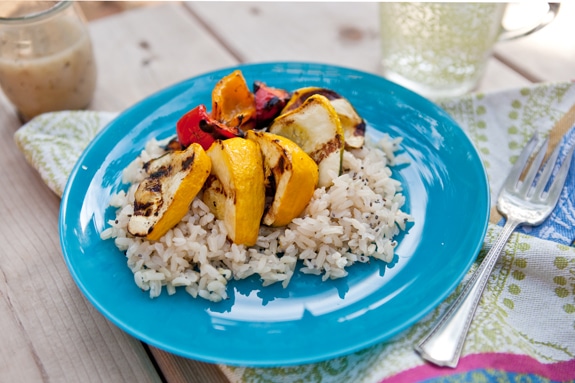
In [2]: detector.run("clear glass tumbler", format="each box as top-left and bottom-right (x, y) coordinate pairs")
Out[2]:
(0, 1), (97, 122)
(379, 3), (558, 99)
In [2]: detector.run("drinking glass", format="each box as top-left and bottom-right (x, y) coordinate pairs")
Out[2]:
(379, 2), (559, 99)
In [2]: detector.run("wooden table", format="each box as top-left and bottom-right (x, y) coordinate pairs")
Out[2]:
(1, 2), (574, 382)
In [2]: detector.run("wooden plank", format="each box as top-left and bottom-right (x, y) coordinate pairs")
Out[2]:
(494, 1), (575, 83)
(186, 1), (382, 73)
(88, 2), (238, 112)
(79, 1), (163, 22)
(186, 1), (532, 95)
(0, 103), (162, 382)
(0, 271), (44, 382)
(149, 347), (230, 383)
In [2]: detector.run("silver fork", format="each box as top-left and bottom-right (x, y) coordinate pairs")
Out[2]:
(415, 132), (574, 368)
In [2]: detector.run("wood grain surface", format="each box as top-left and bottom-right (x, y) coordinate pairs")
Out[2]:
(0, 2), (574, 382)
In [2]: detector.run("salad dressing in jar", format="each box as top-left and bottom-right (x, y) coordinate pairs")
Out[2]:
(0, 1), (96, 122)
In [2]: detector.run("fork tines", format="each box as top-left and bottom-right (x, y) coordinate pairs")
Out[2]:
(509, 132), (574, 201)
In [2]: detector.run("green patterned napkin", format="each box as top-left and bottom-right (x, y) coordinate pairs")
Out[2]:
(13, 82), (575, 383)
(220, 82), (575, 383)
(14, 111), (117, 196)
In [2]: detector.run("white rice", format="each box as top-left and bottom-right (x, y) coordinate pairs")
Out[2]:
(100, 134), (412, 302)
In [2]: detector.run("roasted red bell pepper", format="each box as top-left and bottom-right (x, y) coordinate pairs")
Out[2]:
(253, 81), (291, 128)
(176, 104), (241, 150)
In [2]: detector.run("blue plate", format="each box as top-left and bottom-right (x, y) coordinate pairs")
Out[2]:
(59, 62), (489, 366)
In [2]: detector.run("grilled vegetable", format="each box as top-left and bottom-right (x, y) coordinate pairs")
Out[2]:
(246, 131), (318, 227)
(203, 137), (265, 246)
(127, 143), (211, 241)
(202, 176), (226, 219)
(176, 104), (240, 151)
(212, 70), (256, 131)
(253, 81), (291, 128)
(129, 71), (369, 243)
(282, 87), (365, 148)
(269, 94), (344, 188)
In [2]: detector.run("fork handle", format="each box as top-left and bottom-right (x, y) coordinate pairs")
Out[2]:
(415, 218), (520, 367)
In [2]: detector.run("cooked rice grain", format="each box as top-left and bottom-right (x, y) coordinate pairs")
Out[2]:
(100, 134), (412, 302)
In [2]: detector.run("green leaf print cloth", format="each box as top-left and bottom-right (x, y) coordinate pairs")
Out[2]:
(14, 81), (575, 383)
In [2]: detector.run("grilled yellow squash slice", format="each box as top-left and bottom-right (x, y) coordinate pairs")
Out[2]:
(127, 143), (211, 241)
(246, 131), (318, 227)
(282, 87), (365, 149)
(269, 94), (344, 188)
(203, 137), (265, 246)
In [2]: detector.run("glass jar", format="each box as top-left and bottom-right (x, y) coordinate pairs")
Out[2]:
(0, 1), (97, 122)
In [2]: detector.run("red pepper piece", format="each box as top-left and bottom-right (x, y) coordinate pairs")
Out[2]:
(176, 104), (241, 150)
(253, 81), (291, 128)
